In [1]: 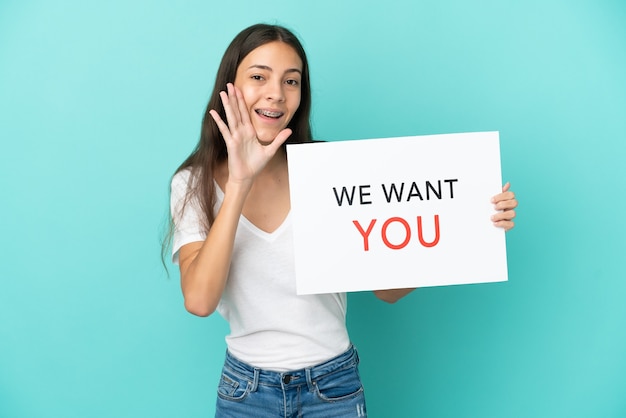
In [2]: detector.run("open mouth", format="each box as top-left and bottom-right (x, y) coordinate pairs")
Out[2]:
(255, 109), (284, 119)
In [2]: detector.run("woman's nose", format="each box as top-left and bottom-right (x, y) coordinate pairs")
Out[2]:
(266, 81), (285, 102)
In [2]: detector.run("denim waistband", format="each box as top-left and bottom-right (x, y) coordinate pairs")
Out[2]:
(223, 345), (359, 392)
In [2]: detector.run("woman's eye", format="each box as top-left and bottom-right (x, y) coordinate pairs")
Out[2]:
(251, 75), (264, 81)
(286, 79), (299, 86)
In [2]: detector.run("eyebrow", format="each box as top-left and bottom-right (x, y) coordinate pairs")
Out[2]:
(247, 64), (302, 75)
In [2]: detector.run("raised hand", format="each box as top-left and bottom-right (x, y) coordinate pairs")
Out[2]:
(209, 83), (292, 185)
(491, 182), (518, 231)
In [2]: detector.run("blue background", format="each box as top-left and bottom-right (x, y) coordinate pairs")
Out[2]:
(1, 1), (625, 417)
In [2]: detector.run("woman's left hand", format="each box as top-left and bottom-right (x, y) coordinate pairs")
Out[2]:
(491, 182), (518, 231)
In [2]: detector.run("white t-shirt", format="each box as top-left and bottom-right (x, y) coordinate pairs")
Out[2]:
(171, 169), (350, 371)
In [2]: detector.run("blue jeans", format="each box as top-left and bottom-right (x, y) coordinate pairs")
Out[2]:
(215, 345), (367, 417)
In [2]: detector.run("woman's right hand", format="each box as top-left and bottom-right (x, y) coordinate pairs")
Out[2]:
(209, 83), (292, 185)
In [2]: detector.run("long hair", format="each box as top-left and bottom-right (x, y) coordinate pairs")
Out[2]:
(161, 24), (312, 265)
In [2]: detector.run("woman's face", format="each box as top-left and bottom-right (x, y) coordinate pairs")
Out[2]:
(234, 41), (303, 144)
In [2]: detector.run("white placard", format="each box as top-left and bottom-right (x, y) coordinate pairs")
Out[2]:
(287, 131), (508, 295)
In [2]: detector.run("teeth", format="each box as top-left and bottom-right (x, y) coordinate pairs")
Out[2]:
(257, 109), (282, 118)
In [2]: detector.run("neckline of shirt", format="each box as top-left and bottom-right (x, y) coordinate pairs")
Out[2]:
(214, 180), (291, 241)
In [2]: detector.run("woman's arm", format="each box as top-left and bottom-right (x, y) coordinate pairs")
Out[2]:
(178, 84), (291, 316)
(178, 180), (252, 317)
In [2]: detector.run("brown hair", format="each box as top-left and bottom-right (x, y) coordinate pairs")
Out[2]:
(162, 24), (312, 264)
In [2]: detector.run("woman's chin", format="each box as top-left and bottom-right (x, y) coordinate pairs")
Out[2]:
(256, 130), (279, 146)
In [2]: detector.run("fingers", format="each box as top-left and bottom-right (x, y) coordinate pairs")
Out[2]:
(491, 182), (517, 210)
(209, 83), (250, 146)
(209, 109), (230, 139)
(210, 83), (289, 153)
(493, 192), (517, 211)
(491, 208), (516, 231)
(234, 85), (251, 126)
(492, 209), (516, 223)
(492, 219), (515, 231)
(491, 182), (518, 231)
(221, 84), (242, 130)
(264, 128), (293, 155)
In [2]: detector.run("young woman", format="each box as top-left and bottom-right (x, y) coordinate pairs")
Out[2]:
(168, 23), (518, 418)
